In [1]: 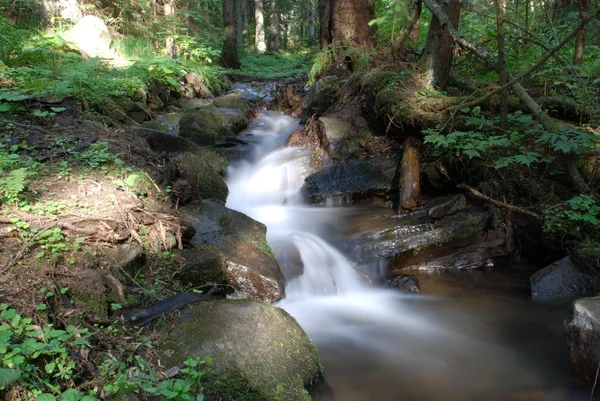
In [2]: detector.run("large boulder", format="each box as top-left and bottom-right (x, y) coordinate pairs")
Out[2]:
(179, 107), (228, 146)
(302, 158), (394, 205)
(213, 92), (252, 111)
(157, 299), (328, 401)
(177, 201), (284, 303)
(65, 16), (118, 61)
(530, 256), (600, 301)
(215, 107), (248, 135)
(183, 71), (214, 98)
(564, 296), (600, 384)
(303, 76), (340, 115)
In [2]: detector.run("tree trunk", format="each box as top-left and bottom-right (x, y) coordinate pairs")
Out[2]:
(496, 0), (507, 132)
(322, 0), (376, 49)
(164, 0), (177, 58)
(242, 0), (248, 38)
(393, 0), (422, 50)
(235, 0), (243, 46)
(268, 0), (280, 52)
(221, 0), (241, 69)
(255, 0), (267, 53)
(573, 0), (589, 66)
(419, 0), (460, 90)
(308, 0), (318, 45)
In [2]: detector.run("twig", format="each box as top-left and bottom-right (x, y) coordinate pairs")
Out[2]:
(591, 359), (600, 401)
(457, 183), (542, 220)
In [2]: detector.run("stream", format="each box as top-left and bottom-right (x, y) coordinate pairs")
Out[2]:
(222, 106), (589, 400)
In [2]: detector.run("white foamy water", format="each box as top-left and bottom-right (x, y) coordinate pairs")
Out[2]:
(225, 110), (577, 401)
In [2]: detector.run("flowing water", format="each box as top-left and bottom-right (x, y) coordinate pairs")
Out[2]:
(225, 110), (591, 401)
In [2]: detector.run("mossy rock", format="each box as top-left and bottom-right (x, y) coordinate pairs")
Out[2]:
(180, 152), (228, 202)
(179, 108), (230, 146)
(157, 299), (326, 401)
(94, 98), (128, 123)
(140, 121), (169, 132)
(216, 107), (249, 135)
(179, 200), (284, 302)
(316, 116), (362, 161)
(213, 93), (252, 111)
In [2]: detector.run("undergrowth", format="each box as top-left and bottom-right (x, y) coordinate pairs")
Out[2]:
(237, 51), (308, 79)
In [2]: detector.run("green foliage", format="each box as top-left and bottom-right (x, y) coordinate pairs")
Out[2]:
(0, 168), (28, 204)
(423, 110), (599, 169)
(308, 43), (375, 85)
(543, 195), (600, 247)
(238, 51), (308, 80)
(101, 355), (210, 400)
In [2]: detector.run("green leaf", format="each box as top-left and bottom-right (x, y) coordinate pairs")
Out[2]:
(45, 362), (55, 374)
(60, 389), (79, 401)
(124, 174), (139, 187)
(36, 394), (57, 401)
(0, 368), (21, 387)
(50, 107), (66, 113)
(0, 103), (12, 112)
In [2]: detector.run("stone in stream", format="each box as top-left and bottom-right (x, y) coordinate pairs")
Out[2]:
(375, 275), (420, 293)
(302, 158), (395, 205)
(156, 299), (331, 401)
(530, 256), (600, 301)
(427, 194), (468, 219)
(179, 104), (249, 146)
(316, 116), (363, 161)
(177, 200), (285, 303)
(564, 296), (600, 384)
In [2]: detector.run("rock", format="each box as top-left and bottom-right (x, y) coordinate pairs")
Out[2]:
(375, 275), (420, 293)
(184, 72), (214, 98)
(564, 296), (600, 384)
(304, 76), (340, 115)
(177, 98), (214, 110)
(39, 0), (83, 23)
(179, 107), (229, 146)
(65, 16), (118, 61)
(427, 194), (468, 219)
(101, 243), (144, 269)
(94, 98), (128, 123)
(139, 121), (169, 132)
(530, 256), (600, 301)
(157, 299), (328, 401)
(302, 158), (393, 205)
(317, 116), (362, 161)
(62, 268), (125, 318)
(140, 129), (202, 153)
(179, 152), (228, 202)
(215, 107), (248, 134)
(348, 208), (511, 271)
(213, 92), (252, 110)
(178, 201), (284, 303)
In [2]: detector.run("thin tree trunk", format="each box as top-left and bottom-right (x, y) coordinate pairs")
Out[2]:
(242, 0), (248, 38)
(573, 0), (589, 66)
(222, 0), (241, 68)
(255, 0), (267, 52)
(420, 0), (459, 90)
(308, 0), (317, 45)
(400, 137), (422, 210)
(268, 0), (280, 51)
(235, 0), (243, 46)
(164, 0), (177, 58)
(394, 0), (422, 50)
(496, 0), (507, 132)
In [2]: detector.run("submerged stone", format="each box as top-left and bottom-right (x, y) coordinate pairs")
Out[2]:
(564, 296), (600, 384)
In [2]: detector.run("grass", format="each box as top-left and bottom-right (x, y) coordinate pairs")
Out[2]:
(237, 51), (309, 80)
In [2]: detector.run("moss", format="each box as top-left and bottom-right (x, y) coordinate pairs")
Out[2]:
(94, 98), (128, 123)
(253, 232), (275, 259)
(572, 239), (600, 273)
(213, 93), (252, 111)
(175, 243), (225, 287)
(180, 152), (229, 202)
(179, 108), (229, 146)
(140, 121), (169, 132)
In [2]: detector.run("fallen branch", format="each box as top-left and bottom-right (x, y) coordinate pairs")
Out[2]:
(457, 183), (542, 220)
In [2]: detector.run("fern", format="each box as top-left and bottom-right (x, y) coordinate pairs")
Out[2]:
(0, 168), (28, 203)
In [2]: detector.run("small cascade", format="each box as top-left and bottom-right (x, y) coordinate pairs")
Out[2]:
(225, 108), (578, 401)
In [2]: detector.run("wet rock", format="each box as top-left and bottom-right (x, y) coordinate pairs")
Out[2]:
(179, 107), (228, 146)
(375, 275), (420, 293)
(304, 76), (340, 115)
(101, 243), (144, 269)
(302, 158), (393, 205)
(177, 201), (284, 303)
(213, 92), (252, 110)
(183, 72), (213, 98)
(350, 209), (511, 271)
(530, 256), (600, 301)
(215, 107), (248, 134)
(140, 129), (201, 153)
(564, 296), (600, 384)
(177, 98), (213, 110)
(317, 116), (362, 161)
(157, 299), (328, 401)
(427, 194), (468, 219)
(65, 16), (118, 61)
(179, 152), (228, 203)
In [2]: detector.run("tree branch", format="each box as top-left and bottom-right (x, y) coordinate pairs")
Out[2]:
(457, 184), (542, 220)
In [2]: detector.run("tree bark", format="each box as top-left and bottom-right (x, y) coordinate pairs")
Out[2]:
(255, 0), (267, 53)
(496, 0), (507, 132)
(400, 137), (422, 210)
(268, 0), (280, 52)
(164, 0), (177, 58)
(419, 0), (460, 90)
(322, 0), (376, 49)
(235, 0), (243, 46)
(221, 0), (241, 69)
(573, 0), (589, 66)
